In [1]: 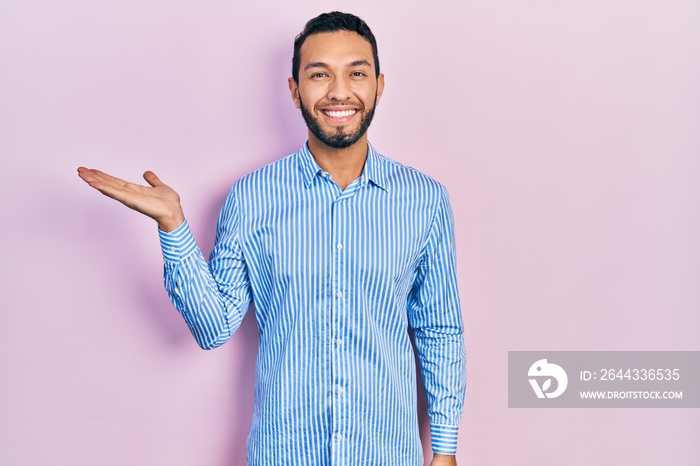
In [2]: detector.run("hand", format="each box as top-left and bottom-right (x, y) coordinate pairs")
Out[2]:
(430, 453), (457, 466)
(77, 167), (185, 232)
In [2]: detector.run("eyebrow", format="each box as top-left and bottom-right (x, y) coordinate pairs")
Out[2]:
(303, 62), (329, 71)
(303, 59), (373, 71)
(349, 59), (372, 68)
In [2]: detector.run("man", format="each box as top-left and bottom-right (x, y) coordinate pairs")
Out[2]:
(78, 12), (466, 466)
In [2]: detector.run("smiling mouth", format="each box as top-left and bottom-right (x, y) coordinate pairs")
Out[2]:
(322, 109), (357, 118)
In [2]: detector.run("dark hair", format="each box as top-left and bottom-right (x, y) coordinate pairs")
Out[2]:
(292, 11), (380, 83)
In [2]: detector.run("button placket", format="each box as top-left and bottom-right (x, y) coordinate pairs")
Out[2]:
(330, 195), (348, 463)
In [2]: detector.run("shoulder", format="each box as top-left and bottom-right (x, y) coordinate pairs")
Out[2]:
(232, 151), (299, 192)
(374, 150), (447, 199)
(217, 151), (301, 218)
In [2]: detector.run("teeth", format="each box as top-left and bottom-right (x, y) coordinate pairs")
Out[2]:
(324, 109), (356, 118)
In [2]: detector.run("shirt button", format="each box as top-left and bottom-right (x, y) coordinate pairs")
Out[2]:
(336, 434), (343, 440)
(337, 386), (344, 394)
(336, 339), (343, 346)
(336, 291), (343, 298)
(336, 243), (343, 250)
(170, 247), (176, 252)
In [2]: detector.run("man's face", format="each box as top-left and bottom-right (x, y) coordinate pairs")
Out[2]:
(289, 30), (384, 150)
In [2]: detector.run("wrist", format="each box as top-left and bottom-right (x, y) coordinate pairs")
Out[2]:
(157, 210), (185, 233)
(431, 453), (457, 466)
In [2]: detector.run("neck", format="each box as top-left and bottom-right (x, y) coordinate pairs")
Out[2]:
(307, 134), (369, 190)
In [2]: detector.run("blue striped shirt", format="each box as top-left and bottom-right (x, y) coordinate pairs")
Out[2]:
(159, 142), (466, 465)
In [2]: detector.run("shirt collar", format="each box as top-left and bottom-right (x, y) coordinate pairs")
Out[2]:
(298, 141), (388, 192)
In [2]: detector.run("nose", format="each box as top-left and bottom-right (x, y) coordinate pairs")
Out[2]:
(327, 75), (351, 102)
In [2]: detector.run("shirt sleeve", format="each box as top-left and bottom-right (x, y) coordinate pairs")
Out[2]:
(158, 190), (253, 350)
(407, 185), (467, 455)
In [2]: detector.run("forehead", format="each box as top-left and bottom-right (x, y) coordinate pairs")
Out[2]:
(300, 30), (375, 68)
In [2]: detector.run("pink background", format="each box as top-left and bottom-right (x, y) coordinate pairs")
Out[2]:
(1, 1), (699, 465)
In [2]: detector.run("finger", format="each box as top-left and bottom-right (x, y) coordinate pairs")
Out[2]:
(77, 167), (108, 186)
(77, 166), (99, 183)
(143, 170), (163, 188)
(78, 168), (145, 205)
(77, 167), (128, 188)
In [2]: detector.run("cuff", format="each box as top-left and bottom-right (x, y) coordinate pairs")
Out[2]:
(430, 423), (459, 455)
(158, 219), (197, 263)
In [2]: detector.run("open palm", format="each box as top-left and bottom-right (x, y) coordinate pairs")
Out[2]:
(77, 167), (185, 232)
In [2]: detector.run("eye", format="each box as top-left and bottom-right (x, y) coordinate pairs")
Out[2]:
(311, 72), (327, 78)
(351, 71), (366, 77)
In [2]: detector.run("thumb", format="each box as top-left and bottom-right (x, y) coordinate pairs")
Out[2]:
(143, 170), (163, 187)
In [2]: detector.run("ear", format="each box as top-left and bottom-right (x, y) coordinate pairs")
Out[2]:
(375, 73), (385, 106)
(288, 77), (301, 109)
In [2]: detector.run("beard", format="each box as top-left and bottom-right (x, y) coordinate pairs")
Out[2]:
(299, 94), (377, 149)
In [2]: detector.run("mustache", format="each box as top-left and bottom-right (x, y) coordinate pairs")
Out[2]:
(317, 100), (365, 110)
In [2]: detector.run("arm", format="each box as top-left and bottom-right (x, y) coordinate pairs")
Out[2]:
(77, 167), (252, 349)
(407, 186), (467, 462)
(159, 195), (252, 349)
